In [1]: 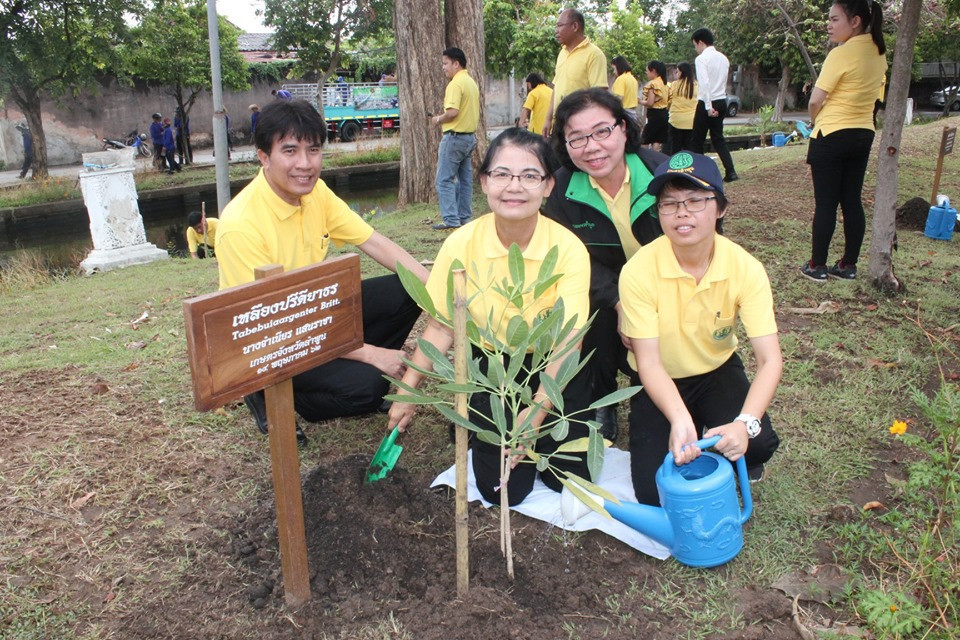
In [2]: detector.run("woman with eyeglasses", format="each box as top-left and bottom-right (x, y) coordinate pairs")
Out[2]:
(543, 87), (666, 442)
(388, 128), (593, 506)
(619, 151), (782, 505)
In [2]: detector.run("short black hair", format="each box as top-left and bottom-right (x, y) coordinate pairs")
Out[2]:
(442, 47), (467, 69)
(551, 88), (643, 172)
(187, 210), (203, 227)
(691, 28), (714, 45)
(254, 99), (326, 154)
(646, 60), (667, 79)
(611, 56), (632, 75)
(479, 127), (560, 178)
(563, 9), (585, 30)
(525, 73), (546, 88)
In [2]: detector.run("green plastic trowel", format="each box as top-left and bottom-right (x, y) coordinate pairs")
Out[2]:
(365, 426), (403, 483)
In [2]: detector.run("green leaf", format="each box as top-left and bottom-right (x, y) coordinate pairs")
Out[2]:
(381, 393), (444, 406)
(587, 386), (642, 410)
(486, 353), (506, 389)
(540, 373), (565, 413)
(436, 382), (484, 394)
(505, 314), (530, 349)
(535, 456), (549, 472)
(436, 404), (480, 432)
(533, 273), (564, 299)
(554, 435), (590, 453)
(587, 430), (605, 480)
(505, 350), (526, 383)
(508, 242), (525, 287)
(561, 472), (621, 505)
(489, 397), (508, 436)
(535, 244), (559, 284)
(417, 338), (453, 378)
(559, 478), (613, 520)
(475, 429), (502, 445)
(551, 418), (570, 442)
(397, 262), (438, 319)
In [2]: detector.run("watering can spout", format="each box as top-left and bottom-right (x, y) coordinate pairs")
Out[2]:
(560, 487), (675, 548)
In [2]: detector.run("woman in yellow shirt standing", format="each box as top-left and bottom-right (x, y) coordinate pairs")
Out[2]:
(801, 0), (886, 282)
(610, 56), (640, 122)
(666, 62), (698, 154)
(639, 60), (669, 151)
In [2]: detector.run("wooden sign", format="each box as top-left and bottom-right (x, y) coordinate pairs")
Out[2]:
(183, 254), (364, 411)
(931, 127), (958, 206)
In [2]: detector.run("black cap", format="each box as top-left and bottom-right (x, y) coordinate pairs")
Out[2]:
(647, 151), (725, 196)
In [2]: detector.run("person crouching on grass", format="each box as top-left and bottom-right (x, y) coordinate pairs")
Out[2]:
(387, 128), (593, 507)
(619, 151), (782, 506)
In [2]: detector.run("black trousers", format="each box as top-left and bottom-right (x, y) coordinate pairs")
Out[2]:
(691, 99), (736, 178)
(291, 274), (420, 422)
(628, 353), (780, 506)
(165, 149), (181, 172)
(582, 306), (631, 401)
(470, 347), (593, 507)
(19, 152), (33, 178)
(806, 128), (874, 267)
(667, 125), (693, 155)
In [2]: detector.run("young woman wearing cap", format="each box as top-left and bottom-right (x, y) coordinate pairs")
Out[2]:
(542, 87), (666, 441)
(801, 0), (887, 282)
(619, 151), (782, 505)
(388, 128), (593, 507)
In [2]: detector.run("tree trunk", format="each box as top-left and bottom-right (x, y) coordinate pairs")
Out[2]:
(773, 60), (790, 122)
(394, 0), (444, 205)
(771, 0), (818, 83)
(868, 0), (923, 293)
(10, 84), (47, 180)
(445, 0), (488, 165)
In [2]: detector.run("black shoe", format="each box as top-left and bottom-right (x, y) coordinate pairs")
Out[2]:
(800, 261), (827, 282)
(432, 222), (460, 230)
(243, 392), (308, 446)
(723, 173), (739, 183)
(747, 464), (766, 483)
(827, 260), (857, 280)
(595, 406), (619, 441)
(244, 393), (268, 435)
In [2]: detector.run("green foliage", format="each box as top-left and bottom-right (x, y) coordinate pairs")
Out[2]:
(593, 1), (659, 71)
(484, 0), (562, 78)
(123, 0), (249, 116)
(249, 60), (298, 84)
(388, 245), (638, 497)
(756, 105), (775, 144)
(839, 383), (960, 638)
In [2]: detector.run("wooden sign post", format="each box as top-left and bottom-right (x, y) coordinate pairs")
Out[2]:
(931, 126), (957, 206)
(183, 254), (364, 606)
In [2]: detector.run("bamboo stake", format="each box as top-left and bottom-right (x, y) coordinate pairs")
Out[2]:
(452, 268), (470, 597)
(201, 201), (208, 253)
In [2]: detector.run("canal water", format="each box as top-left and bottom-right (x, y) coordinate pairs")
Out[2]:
(1, 184), (399, 271)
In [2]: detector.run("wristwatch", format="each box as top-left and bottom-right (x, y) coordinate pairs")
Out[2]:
(735, 413), (762, 438)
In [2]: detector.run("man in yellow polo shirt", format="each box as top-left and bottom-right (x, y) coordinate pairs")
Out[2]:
(431, 47), (480, 230)
(186, 210), (218, 259)
(217, 99), (430, 444)
(619, 151), (782, 505)
(542, 8), (608, 136)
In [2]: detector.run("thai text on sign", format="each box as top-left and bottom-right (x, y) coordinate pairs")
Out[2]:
(183, 254), (363, 410)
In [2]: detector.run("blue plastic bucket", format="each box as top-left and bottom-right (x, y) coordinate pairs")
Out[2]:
(924, 205), (958, 241)
(772, 132), (786, 147)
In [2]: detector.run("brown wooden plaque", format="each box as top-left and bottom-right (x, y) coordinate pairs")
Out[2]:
(941, 127), (956, 156)
(183, 254), (364, 410)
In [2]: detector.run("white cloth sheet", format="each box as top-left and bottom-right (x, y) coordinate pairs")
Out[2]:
(431, 447), (671, 559)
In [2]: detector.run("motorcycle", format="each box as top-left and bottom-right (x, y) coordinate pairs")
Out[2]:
(101, 130), (152, 157)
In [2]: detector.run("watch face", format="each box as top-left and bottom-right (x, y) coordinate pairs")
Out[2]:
(746, 420), (761, 438)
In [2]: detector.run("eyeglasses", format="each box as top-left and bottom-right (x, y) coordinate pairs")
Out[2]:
(555, 21), (573, 27)
(565, 124), (618, 149)
(656, 196), (718, 216)
(485, 170), (547, 189)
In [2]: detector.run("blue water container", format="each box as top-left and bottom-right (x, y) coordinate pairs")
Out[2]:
(772, 133), (786, 147)
(924, 204), (958, 241)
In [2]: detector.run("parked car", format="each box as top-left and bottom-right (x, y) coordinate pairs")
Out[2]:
(931, 86), (960, 111)
(725, 95), (740, 117)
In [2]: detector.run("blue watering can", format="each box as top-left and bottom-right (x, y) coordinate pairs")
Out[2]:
(563, 436), (753, 568)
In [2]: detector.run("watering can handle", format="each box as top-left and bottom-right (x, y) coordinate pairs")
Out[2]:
(665, 435), (753, 525)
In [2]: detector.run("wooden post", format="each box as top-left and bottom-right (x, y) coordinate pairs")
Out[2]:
(255, 265), (311, 607)
(931, 126), (956, 206)
(452, 268), (469, 597)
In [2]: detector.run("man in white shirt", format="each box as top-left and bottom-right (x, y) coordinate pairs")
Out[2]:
(690, 28), (738, 182)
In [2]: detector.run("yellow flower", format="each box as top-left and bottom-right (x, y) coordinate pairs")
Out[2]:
(890, 604), (899, 612)
(889, 420), (907, 435)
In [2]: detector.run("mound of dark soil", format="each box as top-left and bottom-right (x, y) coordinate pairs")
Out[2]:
(896, 196), (932, 231)
(226, 455), (799, 639)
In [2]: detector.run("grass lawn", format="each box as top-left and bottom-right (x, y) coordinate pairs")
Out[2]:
(1, 116), (958, 639)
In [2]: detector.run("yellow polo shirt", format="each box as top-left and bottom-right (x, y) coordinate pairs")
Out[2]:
(552, 38), (608, 108)
(668, 80), (699, 130)
(813, 34), (887, 137)
(522, 83), (553, 135)
(425, 213), (590, 350)
(643, 76), (669, 109)
(611, 71), (639, 109)
(589, 169), (641, 260)
(619, 235), (777, 378)
(443, 69), (480, 133)
(186, 217), (219, 253)
(217, 170), (374, 289)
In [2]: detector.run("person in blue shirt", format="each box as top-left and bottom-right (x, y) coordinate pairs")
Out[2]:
(337, 76), (350, 105)
(162, 118), (181, 174)
(249, 104), (260, 144)
(149, 112), (165, 169)
(16, 123), (33, 179)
